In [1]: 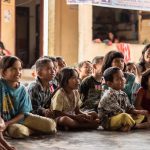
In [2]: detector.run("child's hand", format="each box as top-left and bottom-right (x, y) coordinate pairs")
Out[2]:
(138, 110), (148, 115)
(0, 118), (5, 132)
(84, 114), (93, 120)
(75, 114), (88, 123)
(44, 109), (54, 118)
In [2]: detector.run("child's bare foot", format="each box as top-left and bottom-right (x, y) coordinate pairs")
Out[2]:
(135, 122), (150, 129)
(120, 125), (131, 132)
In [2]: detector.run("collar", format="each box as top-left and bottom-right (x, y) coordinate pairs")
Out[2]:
(108, 87), (125, 95)
(36, 77), (51, 92)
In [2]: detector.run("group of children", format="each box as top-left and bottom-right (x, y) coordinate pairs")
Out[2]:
(1, 44), (150, 149)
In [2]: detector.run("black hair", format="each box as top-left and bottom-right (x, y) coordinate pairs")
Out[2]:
(35, 58), (52, 71)
(103, 67), (121, 82)
(78, 60), (91, 69)
(56, 56), (64, 61)
(141, 68), (150, 90)
(101, 51), (124, 73)
(59, 67), (78, 88)
(139, 44), (150, 72)
(92, 56), (104, 64)
(42, 56), (57, 62)
(126, 62), (135, 66)
(40, 56), (57, 62)
(0, 56), (22, 72)
(0, 41), (5, 49)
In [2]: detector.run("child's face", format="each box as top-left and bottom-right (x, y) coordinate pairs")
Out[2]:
(67, 71), (80, 90)
(2, 60), (22, 82)
(38, 62), (55, 81)
(111, 58), (124, 71)
(108, 70), (126, 91)
(53, 61), (58, 73)
(126, 64), (136, 75)
(57, 59), (66, 72)
(94, 59), (103, 75)
(79, 62), (92, 77)
(144, 48), (150, 63)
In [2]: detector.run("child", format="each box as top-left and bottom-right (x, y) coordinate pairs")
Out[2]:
(98, 67), (149, 131)
(101, 51), (139, 104)
(0, 116), (16, 150)
(56, 56), (66, 73)
(135, 69), (150, 115)
(51, 67), (99, 130)
(28, 58), (56, 117)
(79, 56), (104, 112)
(126, 62), (141, 103)
(78, 60), (92, 80)
(0, 56), (56, 138)
(138, 44), (150, 73)
(126, 62), (141, 82)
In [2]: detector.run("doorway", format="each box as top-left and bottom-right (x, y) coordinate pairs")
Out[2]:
(15, 0), (43, 68)
(16, 7), (29, 67)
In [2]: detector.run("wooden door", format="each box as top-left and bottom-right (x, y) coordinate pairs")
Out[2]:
(16, 7), (29, 67)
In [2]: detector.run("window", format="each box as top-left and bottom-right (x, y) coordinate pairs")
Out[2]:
(92, 6), (139, 43)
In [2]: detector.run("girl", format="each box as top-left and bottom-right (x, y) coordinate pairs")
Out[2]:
(135, 69), (150, 128)
(138, 44), (150, 73)
(51, 67), (99, 130)
(78, 60), (92, 80)
(126, 62), (141, 102)
(101, 51), (140, 104)
(135, 69), (150, 113)
(0, 56), (56, 138)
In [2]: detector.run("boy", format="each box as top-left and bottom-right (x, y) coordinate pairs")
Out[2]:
(77, 60), (92, 80)
(28, 58), (56, 117)
(98, 67), (149, 131)
(79, 56), (104, 112)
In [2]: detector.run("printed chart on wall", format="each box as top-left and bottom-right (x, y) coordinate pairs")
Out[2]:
(67, 0), (150, 11)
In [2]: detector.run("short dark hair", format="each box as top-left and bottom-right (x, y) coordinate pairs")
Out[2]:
(126, 62), (135, 66)
(35, 58), (52, 71)
(78, 60), (91, 69)
(0, 56), (22, 72)
(56, 56), (64, 61)
(141, 68), (150, 90)
(92, 56), (104, 64)
(40, 56), (57, 62)
(59, 67), (78, 88)
(101, 51), (124, 73)
(103, 67), (121, 82)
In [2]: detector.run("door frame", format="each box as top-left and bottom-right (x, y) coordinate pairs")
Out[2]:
(39, 0), (43, 56)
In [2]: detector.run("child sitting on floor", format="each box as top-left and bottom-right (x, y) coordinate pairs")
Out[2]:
(28, 57), (56, 117)
(101, 51), (139, 104)
(135, 69), (150, 128)
(79, 56), (104, 112)
(98, 67), (149, 131)
(51, 67), (99, 130)
(0, 56), (56, 138)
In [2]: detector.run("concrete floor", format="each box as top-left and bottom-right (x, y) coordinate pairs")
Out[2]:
(8, 129), (150, 150)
